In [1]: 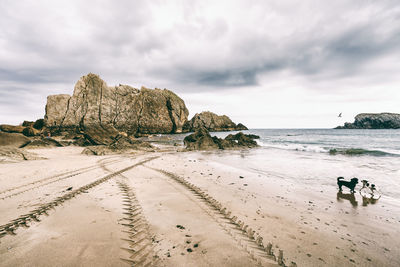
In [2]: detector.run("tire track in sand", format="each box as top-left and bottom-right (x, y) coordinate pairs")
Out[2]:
(0, 157), (121, 200)
(0, 156), (158, 240)
(100, 161), (160, 266)
(147, 167), (297, 267)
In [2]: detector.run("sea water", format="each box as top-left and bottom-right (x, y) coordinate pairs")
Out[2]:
(211, 129), (400, 200)
(165, 129), (400, 200)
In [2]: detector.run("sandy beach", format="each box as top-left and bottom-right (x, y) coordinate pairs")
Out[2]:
(0, 146), (399, 267)
(2, 0), (400, 266)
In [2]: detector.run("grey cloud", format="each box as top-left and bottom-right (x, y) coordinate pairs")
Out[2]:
(191, 69), (257, 87)
(1, 0), (400, 124)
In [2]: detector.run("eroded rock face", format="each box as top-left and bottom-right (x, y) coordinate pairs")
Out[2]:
(336, 113), (400, 129)
(183, 111), (248, 132)
(184, 127), (259, 151)
(44, 73), (189, 135)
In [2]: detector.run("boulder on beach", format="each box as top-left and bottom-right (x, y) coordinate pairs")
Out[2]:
(183, 127), (220, 150)
(22, 127), (40, 137)
(336, 113), (400, 129)
(44, 73), (189, 136)
(183, 111), (248, 132)
(184, 127), (259, 151)
(81, 125), (120, 146)
(224, 132), (259, 147)
(0, 132), (30, 148)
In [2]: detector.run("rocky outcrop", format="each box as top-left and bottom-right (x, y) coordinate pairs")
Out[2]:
(336, 113), (400, 129)
(183, 111), (248, 132)
(183, 127), (220, 150)
(81, 125), (120, 146)
(0, 132), (30, 148)
(0, 125), (25, 134)
(44, 73), (189, 136)
(183, 127), (259, 150)
(1, 118), (45, 137)
(22, 127), (40, 137)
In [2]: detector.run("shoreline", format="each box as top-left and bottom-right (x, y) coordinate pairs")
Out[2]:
(0, 146), (399, 266)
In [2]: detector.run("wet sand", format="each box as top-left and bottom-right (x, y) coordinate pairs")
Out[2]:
(0, 147), (399, 266)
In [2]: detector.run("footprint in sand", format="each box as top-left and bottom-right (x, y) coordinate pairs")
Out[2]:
(288, 234), (297, 240)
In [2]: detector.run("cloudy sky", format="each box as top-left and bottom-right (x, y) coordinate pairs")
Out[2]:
(1, 0), (399, 128)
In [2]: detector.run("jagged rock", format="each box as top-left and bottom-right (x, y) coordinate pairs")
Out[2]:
(0, 132), (30, 148)
(81, 125), (120, 145)
(336, 113), (400, 129)
(184, 128), (259, 150)
(45, 94), (71, 127)
(22, 121), (34, 127)
(236, 123), (248, 130)
(0, 124), (25, 133)
(72, 136), (92, 147)
(183, 111), (248, 132)
(225, 132), (259, 147)
(44, 73), (189, 136)
(183, 127), (220, 150)
(33, 119), (45, 130)
(22, 127), (40, 137)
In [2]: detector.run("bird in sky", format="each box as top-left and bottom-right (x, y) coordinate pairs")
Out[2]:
(338, 112), (342, 118)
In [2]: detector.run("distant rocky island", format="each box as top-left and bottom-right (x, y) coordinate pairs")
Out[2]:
(336, 113), (400, 129)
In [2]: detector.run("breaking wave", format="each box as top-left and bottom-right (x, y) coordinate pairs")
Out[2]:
(256, 140), (399, 157)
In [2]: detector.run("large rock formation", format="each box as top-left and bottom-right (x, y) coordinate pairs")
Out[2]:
(44, 73), (189, 136)
(183, 111), (248, 132)
(336, 113), (400, 129)
(183, 127), (259, 150)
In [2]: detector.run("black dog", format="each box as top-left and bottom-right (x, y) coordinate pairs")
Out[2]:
(337, 177), (358, 193)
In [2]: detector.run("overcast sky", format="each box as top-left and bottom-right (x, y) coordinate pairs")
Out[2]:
(1, 0), (399, 128)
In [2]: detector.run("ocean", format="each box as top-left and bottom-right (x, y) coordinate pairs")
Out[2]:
(160, 129), (400, 200)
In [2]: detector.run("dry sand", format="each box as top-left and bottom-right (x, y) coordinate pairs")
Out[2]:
(0, 147), (399, 266)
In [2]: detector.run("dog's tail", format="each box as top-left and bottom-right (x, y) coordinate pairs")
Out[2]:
(337, 177), (344, 182)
